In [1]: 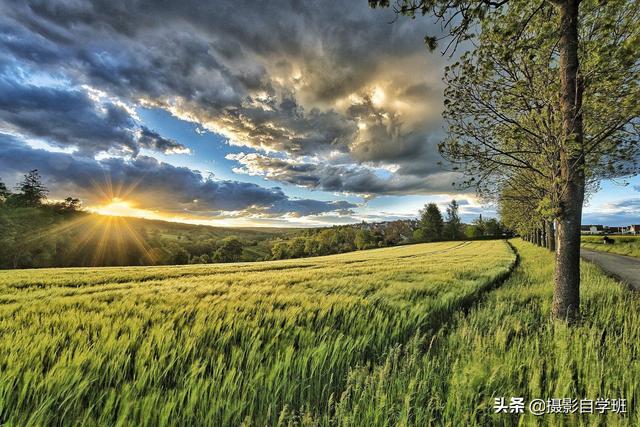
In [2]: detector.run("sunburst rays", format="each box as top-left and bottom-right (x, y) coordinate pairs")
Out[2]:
(19, 172), (160, 266)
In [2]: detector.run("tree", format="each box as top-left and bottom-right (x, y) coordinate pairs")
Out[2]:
(54, 197), (82, 213)
(0, 211), (15, 266)
(464, 224), (483, 239)
(444, 200), (463, 240)
(371, 0), (640, 322)
(355, 228), (373, 250)
(304, 238), (321, 256)
(417, 203), (444, 242)
(190, 253), (211, 264)
(16, 170), (48, 207)
(289, 237), (307, 258)
(498, 173), (556, 250)
(272, 240), (292, 259)
(214, 237), (244, 263)
(384, 220), (412, 246)
(171, 247), (190, 265)
(472, 215), (486, 237)
(484, 218), (503, 237)
(0, 178), (9, 203)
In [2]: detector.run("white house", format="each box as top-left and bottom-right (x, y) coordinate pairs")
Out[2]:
(581, 225), (604, 235)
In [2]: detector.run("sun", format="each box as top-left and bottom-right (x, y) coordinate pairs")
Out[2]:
(95, 198), (143, 217)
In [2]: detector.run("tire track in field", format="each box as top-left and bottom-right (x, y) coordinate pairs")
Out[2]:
(409, 240), (520, 353)
(340, 241), (472, 266)
(317, 240), (519, 420)
(3, 262), (321, 292)
(321, 241), (520, 421)
(395, 240), (472, 259)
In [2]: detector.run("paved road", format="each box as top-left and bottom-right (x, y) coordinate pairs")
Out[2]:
(581, 248), (640, 290)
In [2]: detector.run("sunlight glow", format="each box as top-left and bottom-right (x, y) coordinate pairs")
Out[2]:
(94, 198), (151, 218)
(371, 86), (386, 106)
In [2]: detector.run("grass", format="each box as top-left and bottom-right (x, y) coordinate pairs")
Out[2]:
(581, 235), (640, 258)
(0, 240), (515, 426)
(327, 240), (640, 426)
(2, 239), (638, 426)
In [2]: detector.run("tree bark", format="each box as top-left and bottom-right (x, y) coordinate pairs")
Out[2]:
(552, 0), (585, 323)
(539, 228), (544, 247)
(546, 220), (556, 252)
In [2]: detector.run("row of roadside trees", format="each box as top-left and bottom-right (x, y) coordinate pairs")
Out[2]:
(371, 0), (640, 323)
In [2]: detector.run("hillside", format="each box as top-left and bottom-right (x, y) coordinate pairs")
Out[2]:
(0, 207), (300, 268)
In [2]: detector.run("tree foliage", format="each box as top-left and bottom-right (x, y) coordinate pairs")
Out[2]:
(371, 0), (640, 322)
(0, 179), (8, 202)
(213, 237), (244, 263)
(14, 170), (48, 207)
(439, 1), (639, 204)
(444, 199), (463, 239)
(413, 203), (444, 242)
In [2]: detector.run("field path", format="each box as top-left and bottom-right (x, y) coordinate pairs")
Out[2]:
(581, 248), (640, 290)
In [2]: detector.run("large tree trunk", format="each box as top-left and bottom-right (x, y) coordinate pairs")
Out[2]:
(552, 0), (585, 323)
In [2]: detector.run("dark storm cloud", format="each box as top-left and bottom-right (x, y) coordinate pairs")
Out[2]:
(0, 76), (188, 156)
(1, 0), (452, 194)
(227, 152), (459, 196)
(262, 200), (356, 218)
(137, 127), (188, 154)
(0, 135), (355, 217)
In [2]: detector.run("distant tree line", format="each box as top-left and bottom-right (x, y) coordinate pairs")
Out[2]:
(412, 200), (507, 242)
(270, 200), (508, 260)
(270, 220), (415, 260)
(1, 172), (509, 268)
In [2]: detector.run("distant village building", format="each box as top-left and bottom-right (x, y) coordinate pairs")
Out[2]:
(581, 225), (604, 234)
(607, 226), (625, 234)
(580, 224), (640, 235)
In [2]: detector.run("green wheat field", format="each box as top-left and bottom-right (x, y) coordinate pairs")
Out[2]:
(1, 239), (639, 426)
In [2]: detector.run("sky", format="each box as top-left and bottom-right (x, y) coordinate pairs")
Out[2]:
(0, 0), (638, 227)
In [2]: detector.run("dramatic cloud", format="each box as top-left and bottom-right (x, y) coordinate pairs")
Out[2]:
(601, 199), (640, 213)
(227, 152), (458, 196)
(1, 0), (455, 195)
(0, 76), (188, 156)
(582, 198), (640, 226)
(0, 135), (355, 217)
